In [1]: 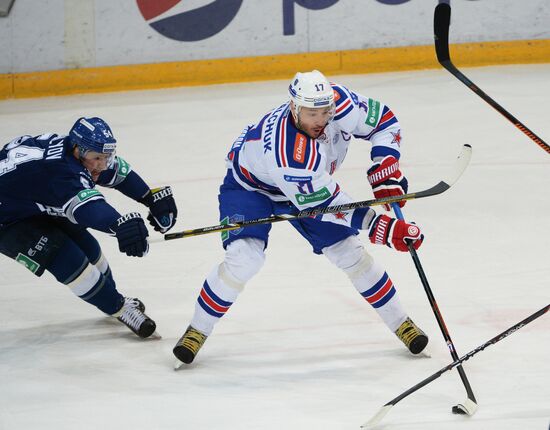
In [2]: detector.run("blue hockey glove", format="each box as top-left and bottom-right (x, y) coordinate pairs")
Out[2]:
(141, 186), (178, 233)
(110, 213), (149, 257)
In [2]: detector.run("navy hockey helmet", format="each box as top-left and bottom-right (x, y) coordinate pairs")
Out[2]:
(69, 117), (117, 156)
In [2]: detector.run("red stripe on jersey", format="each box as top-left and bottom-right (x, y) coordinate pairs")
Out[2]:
(279, 116), (288, 167)
(307, 139), (318, 170)
(365, 278), (393, 304)
(200, 289), (230, 313)
(336, 98), (351, 114)
(240, 166), (256, 184)
(379, 110), (395, 124)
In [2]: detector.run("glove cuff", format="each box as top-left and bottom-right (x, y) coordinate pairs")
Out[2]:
(139, 186), (173, 207)
(139, 190), (154, 207)
(368, 214), (396, 247)
(367, 156), (400, 186)
(109, 212), (143, 233)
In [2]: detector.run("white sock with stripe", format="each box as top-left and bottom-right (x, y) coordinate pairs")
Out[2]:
(352, 262), (407, 332)
(190, 265), (240, 336)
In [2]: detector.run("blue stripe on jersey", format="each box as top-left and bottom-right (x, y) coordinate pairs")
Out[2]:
(334, 103), (354, 121)
(332, 84), (357, 121)
(283, 124), (313, 169)
(274, 114), (283, 167)
(350, 207), (371, 230)
(247, 114), (269, 141)
(374, 106), (398, 131)
(312, 142), (322, 171)
(232, 151), (285, 196)
(371, 146), (400, 160)
(332, 84), (350, 108)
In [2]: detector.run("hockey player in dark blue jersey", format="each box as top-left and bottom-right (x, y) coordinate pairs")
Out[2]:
(0, 117), (178, 338)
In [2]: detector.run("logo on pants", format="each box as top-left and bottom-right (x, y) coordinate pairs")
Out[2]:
(16, 253), (40, 273)
(220, 214), (244, 242)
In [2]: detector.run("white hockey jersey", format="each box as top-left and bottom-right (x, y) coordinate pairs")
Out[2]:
(226, 83), (402, 227)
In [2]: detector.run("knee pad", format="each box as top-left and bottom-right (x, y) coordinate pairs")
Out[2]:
(219, 238), (266, 290)
(323, 236), (374, 280)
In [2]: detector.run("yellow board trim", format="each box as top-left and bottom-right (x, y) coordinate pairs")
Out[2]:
(1, 39), (549, 100)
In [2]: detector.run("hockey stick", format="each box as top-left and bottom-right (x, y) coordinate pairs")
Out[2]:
(361, 304), (549, 428)
(391, 203), (477, 416)
(434, 3), (550, 155)
(161, 144), (471, 241)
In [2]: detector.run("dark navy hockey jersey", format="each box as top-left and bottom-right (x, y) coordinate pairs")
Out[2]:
(0, 133), (148, 232)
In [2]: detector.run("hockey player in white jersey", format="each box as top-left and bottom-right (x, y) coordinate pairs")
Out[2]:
(173, 70), (427, 364)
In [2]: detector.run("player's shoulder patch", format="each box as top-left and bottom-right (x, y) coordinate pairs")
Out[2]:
(275, 120), (321, 171)
(115, 156), (131, 178)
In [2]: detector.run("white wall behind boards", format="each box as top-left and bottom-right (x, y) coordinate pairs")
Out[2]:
(1, 0), (549, 74)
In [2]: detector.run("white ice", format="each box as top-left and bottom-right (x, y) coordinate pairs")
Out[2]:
(0, 64), (549, 430)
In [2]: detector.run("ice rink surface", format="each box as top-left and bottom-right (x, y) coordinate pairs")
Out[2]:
(0, 64), (549, 430)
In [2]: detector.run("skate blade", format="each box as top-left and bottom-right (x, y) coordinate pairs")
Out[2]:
(418, 348), (431, 358)
(174, 359), (186, 370)
(148, 331), (162, 340)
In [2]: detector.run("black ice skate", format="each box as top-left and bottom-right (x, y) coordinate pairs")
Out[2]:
(395, 317), (428, 355)
(173, 326), (208, 365)
(114, 297), (156, 338)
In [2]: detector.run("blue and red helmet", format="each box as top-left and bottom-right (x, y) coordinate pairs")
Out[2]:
(69, 117), (117, 156)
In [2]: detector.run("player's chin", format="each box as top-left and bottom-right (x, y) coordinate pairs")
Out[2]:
(309, 129), (323, 138)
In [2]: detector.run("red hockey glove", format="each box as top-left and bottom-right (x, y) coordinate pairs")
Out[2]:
(367, 156), (408, 211)
(368, 214), (423, 252)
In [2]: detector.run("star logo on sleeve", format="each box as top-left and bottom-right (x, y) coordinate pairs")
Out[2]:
(391, 130), (402, 146)
(334, 211), (348, 221)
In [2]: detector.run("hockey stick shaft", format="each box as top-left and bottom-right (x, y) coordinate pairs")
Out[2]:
(392, 203), (477, 405)
(434, 3), (550, 155)
(362, 304), (549, 428)
(162, 144), (471, 241)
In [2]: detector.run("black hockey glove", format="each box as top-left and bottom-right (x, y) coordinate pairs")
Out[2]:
(140, 186), (178, 233)
(110, 212), (149, 257)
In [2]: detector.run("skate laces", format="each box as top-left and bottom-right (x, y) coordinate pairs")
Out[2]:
(177, 327), (207, 355)
(117, 298), (147, 330)
(395, 318), (423, 348)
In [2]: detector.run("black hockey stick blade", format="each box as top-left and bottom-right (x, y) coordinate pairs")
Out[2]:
(361, 304), (549, 428)
(434, 2), (451, 64)
(434, 3), (550, 155)
(160, 144), (471, 241)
